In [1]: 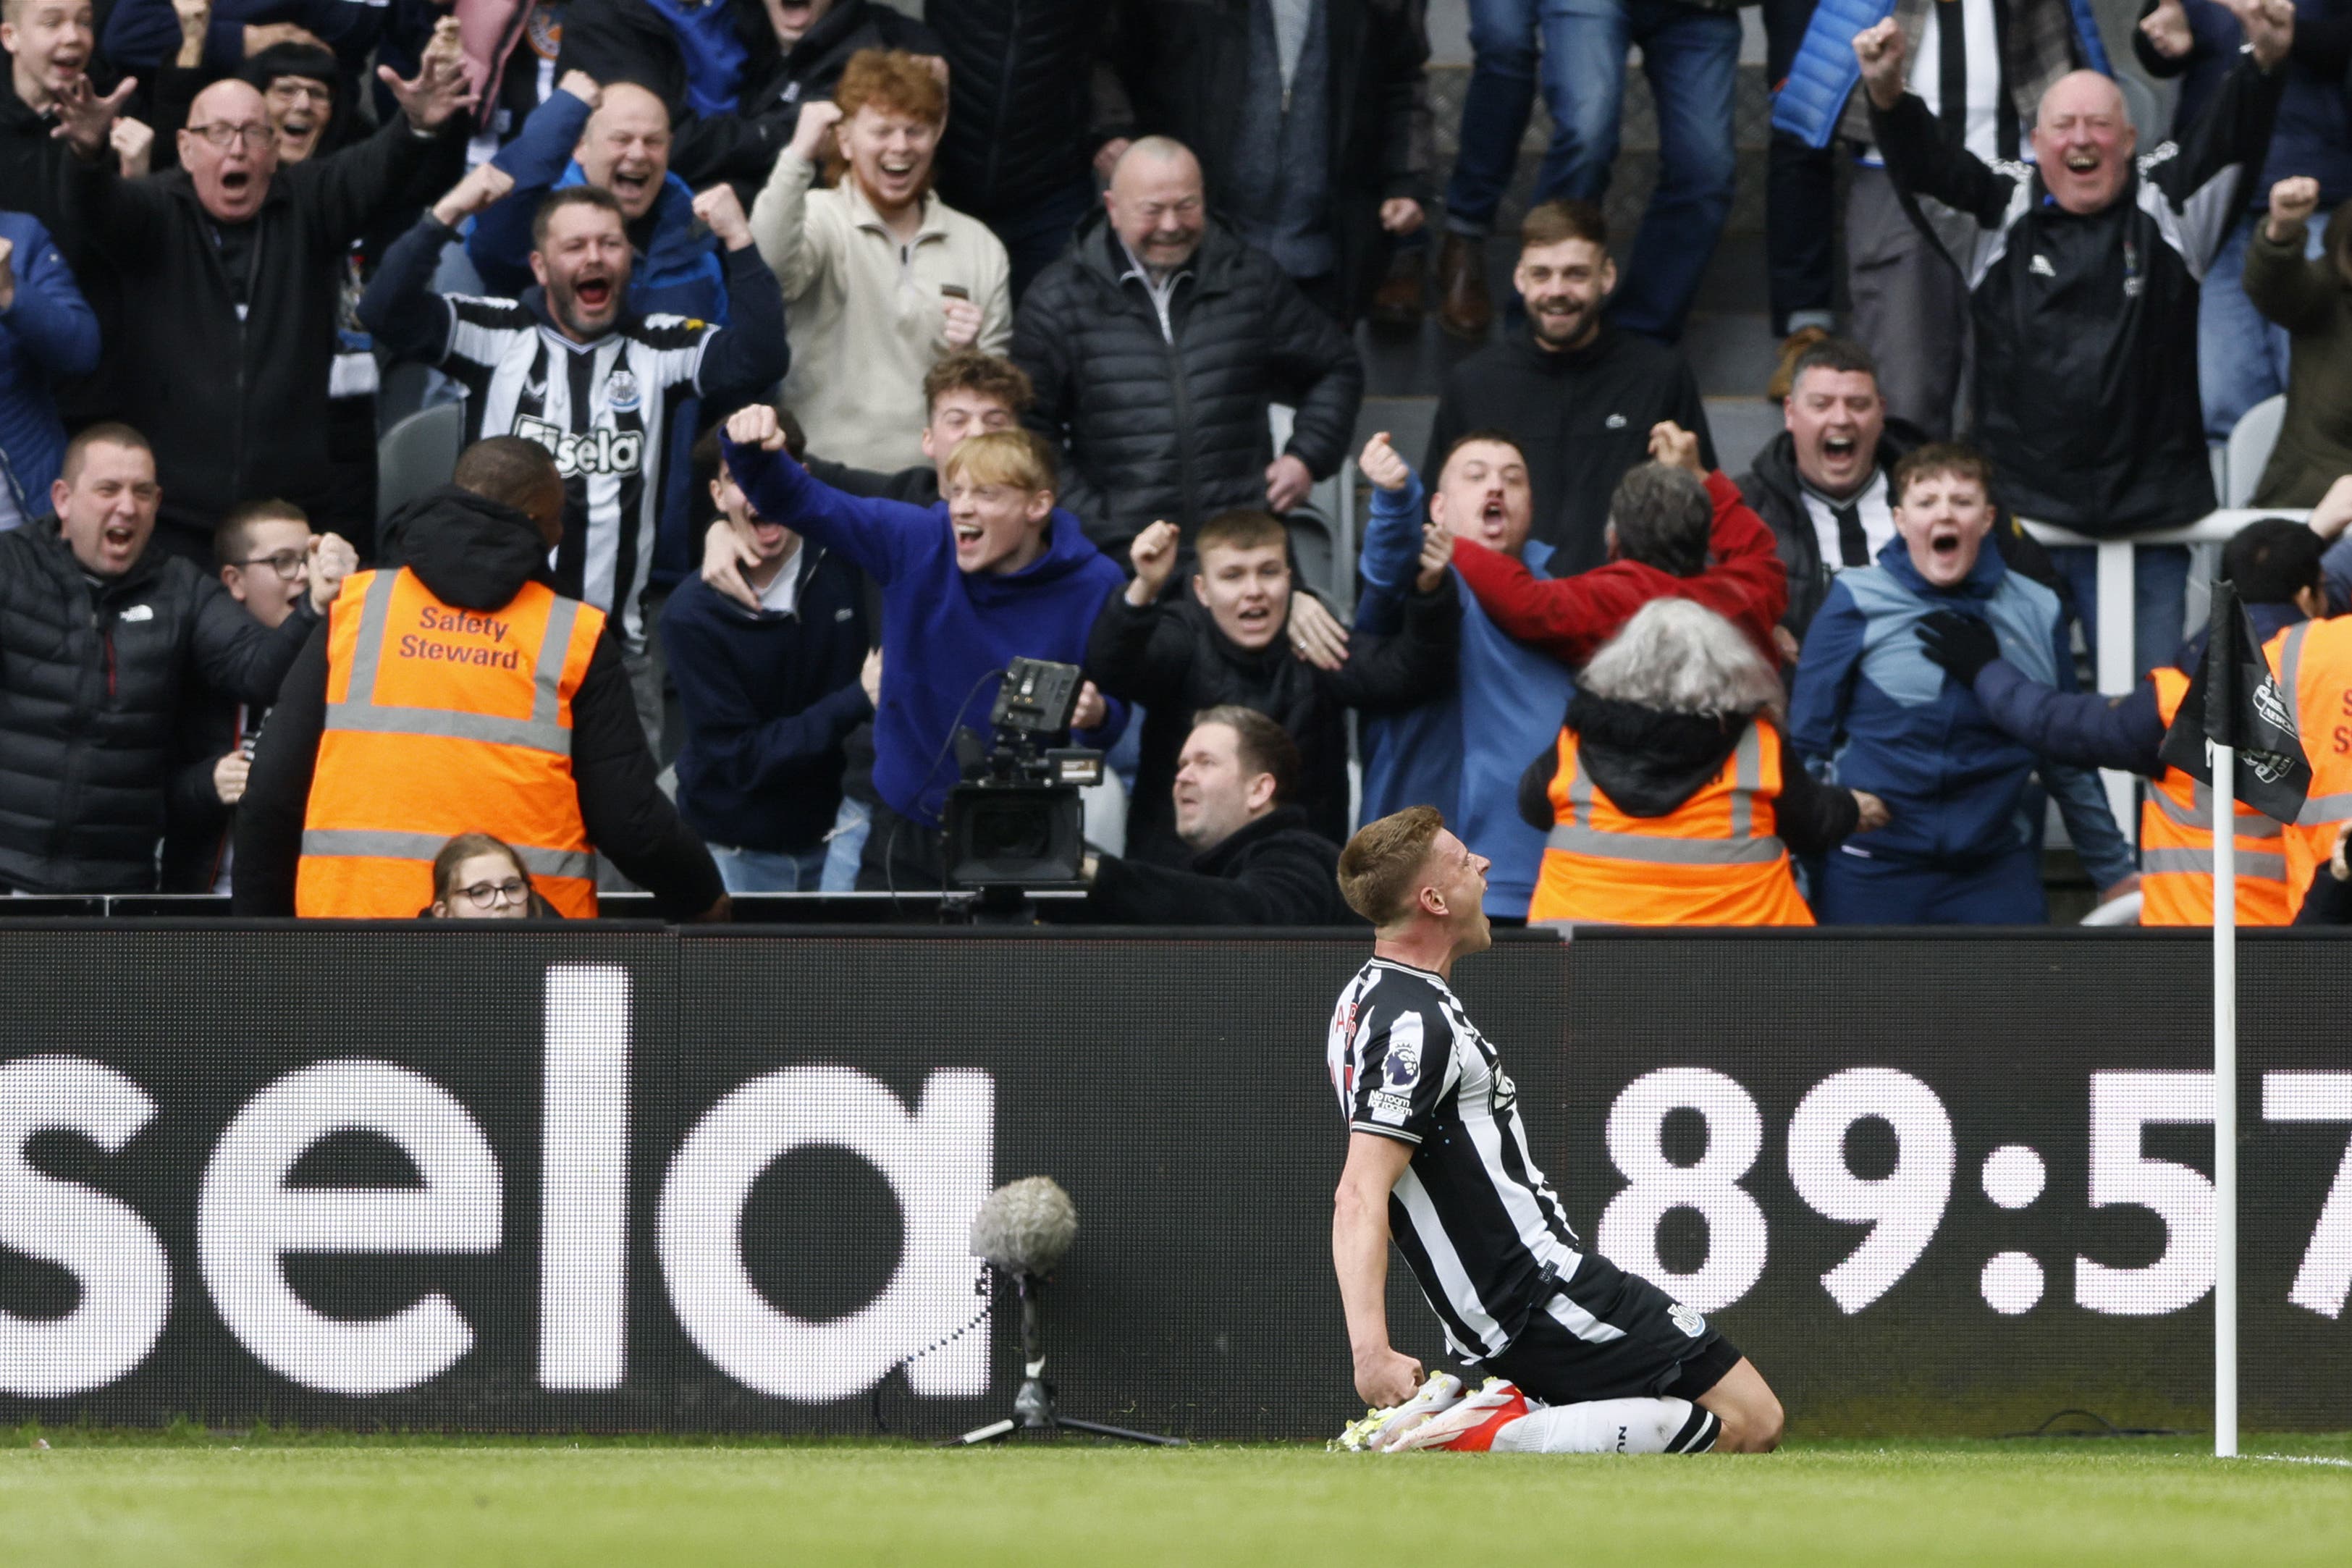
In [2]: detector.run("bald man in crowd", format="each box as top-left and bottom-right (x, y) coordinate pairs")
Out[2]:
(47, 30), (473, 560)
(1855, 4), (2290, 680)
(1013, 135), (1361, 557)
(466, 73), (729, 323)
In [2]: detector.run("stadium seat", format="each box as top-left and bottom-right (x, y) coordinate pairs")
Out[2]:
(1082, 768), (1129, 859)
(376, 400), (466, 523)
(2225, 395), (2286, 509)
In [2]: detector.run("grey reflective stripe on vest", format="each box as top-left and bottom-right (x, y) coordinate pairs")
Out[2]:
(2277, 621), (2352, 825)
(2143, 846), (2288, 878)
(2146, 784), (2283, 838)
(298, 829), (595, 882)
(326, 570), (574, 756)
(1548, 725), (1787, 867)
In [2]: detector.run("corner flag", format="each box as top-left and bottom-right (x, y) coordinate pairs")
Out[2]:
(2157, 578), (2311, 825)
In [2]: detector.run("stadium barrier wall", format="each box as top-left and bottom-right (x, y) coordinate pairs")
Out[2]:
(1, 925), (2346, 1440)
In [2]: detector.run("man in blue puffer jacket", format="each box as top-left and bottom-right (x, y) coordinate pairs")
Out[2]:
(1790, 444), (2133, 924)
(1770, 0), (2109, 437)
(0, 211), (98, 529)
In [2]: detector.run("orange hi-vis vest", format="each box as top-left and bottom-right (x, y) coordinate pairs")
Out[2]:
(296, 568), (605, 918)
(2138, 666), (2290, 926)
(2265, 616), (2352, 914)
(1527, 717), (1814, 927)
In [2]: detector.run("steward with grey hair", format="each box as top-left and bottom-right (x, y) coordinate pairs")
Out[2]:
(1517, 600), (1883, 926)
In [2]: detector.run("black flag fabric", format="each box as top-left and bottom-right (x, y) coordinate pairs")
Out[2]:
(2157, 578), (2312, 825)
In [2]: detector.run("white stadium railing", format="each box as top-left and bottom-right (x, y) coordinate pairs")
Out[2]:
(2018, 510), (2311, 833)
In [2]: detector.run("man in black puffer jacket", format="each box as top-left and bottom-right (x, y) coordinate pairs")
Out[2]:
(1060, 706), (1365, 925)
(557, 0), (939, 198)
(0, 424), (346, 894)
(1013, 140), (1362, 556)
(1089, 509), (1454, 867)
(923, 0), (1105, 301)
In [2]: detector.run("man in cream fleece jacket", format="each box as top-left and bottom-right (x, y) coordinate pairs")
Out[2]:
(749, 47), (1012, 474)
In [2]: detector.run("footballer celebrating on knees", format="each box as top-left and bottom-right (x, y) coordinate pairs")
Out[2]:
(1326, 806), (1784, 1454)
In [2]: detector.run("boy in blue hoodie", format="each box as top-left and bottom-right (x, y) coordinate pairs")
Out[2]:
(1789, 444), (2131, 923)
(719, 403), (1127, 892)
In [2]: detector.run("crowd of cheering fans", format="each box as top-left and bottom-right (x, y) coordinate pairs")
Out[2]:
(6, 0), (2352, 929)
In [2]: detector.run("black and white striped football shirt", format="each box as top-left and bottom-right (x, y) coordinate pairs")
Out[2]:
(434, 299), (712, 648)
(1328, 957), (1586, 1361)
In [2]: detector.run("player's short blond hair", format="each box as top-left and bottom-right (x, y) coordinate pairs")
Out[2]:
(943, 429), (1058, 497)
(1338, 806), (1446, 927)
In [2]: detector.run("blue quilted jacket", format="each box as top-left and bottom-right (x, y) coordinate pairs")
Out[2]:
(1771, 0), (2112, 150)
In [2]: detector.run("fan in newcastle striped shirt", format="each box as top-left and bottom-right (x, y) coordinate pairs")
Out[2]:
(361, 171), (788, 650)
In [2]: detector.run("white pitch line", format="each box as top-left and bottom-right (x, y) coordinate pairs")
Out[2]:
(2247, 1454), (2352, 1469)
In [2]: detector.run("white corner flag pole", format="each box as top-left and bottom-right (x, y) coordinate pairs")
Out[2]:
(2212, 740), (2239, 1462)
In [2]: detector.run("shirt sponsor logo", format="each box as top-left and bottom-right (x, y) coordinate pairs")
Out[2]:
(515, 417), (644, 479)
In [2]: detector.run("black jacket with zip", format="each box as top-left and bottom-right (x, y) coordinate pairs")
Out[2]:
(1088, 578), (1457, 866)
(925, 0), (1105, 218)
(0, 520), (319, 893)
(1066, 802), (1365, 925)
(1012, 209), (1362, 554)
(56, 111), (463, 544)
(233, 485), (725, 918)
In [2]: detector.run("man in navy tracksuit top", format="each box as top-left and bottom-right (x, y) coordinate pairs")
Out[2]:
(1788, 444), (2130, 923)
(659, 430), (872, 893)
(718, 403), (1127, 893)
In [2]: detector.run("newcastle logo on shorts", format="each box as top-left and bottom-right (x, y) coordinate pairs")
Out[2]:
(515, 416), (644, 479)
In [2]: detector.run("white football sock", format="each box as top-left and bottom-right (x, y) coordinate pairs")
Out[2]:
(1488, 1397), (1718, 1454)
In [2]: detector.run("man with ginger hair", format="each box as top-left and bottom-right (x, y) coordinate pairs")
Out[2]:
(1324, 805), (1786, 1455)
(751, 47), (1012, 473)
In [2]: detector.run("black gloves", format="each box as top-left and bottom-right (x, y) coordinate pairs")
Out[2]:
(1916, 609), (2001, 687)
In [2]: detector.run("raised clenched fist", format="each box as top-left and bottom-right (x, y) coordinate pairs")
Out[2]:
(1126, 518), (1179, 604)
(1852, 18), (1909, 111)
(1357, 431), (1412, 494)
(2268, 175), (2321, 243)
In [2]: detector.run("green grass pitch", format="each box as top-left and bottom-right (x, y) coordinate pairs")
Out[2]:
(4, 1428), (2348, 1566)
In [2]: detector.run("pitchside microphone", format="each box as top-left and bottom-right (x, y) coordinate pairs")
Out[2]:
(951, 1176), (1180, 1449)
(969, 1176), (1078, 1278)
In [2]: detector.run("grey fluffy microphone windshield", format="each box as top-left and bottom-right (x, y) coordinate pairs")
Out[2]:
(969, 1176), (1078, 1277)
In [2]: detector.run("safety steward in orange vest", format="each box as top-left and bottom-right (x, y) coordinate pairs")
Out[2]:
(1518, 599), (1881, 927)
(297, 566), (604, 916)
(2265, 611), (2352, 916)
(231, 437), (727, 920)
(1920, 518), (2325, 926)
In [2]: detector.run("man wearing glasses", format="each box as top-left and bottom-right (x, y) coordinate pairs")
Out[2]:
(45, 21), (473, 562)
(162, 499), (360, 891)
